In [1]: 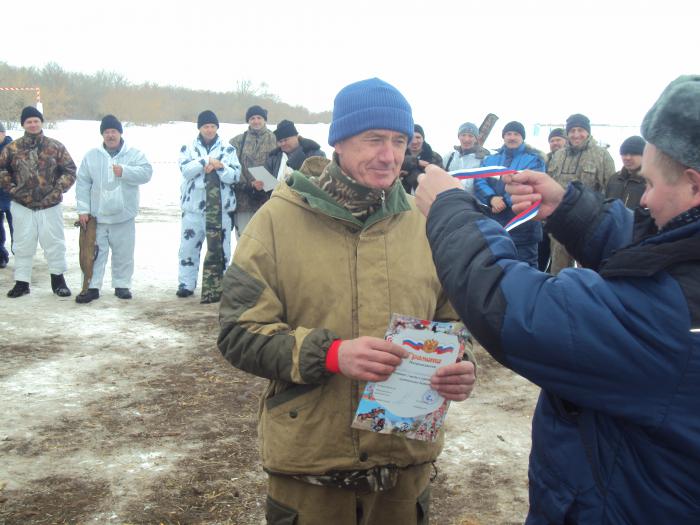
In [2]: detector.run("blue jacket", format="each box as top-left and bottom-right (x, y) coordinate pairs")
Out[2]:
(475, 144), (545, 244)
(426, 182), (700, 524)
(0, 135), (12, 210)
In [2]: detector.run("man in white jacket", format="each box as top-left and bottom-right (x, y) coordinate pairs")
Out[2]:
(75, 115), (153, 303)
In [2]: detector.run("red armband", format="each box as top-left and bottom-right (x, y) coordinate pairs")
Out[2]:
(325, 339), (343, 374)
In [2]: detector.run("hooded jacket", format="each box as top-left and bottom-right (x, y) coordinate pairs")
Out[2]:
(426, 182), (700, 524)
(0, 132), (76, 210)
(218, 164), (461, 475)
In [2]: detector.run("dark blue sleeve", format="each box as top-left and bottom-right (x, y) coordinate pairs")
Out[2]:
(426, 187), (688, 426)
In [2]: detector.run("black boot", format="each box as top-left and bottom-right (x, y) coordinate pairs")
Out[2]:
(114, 288), (132, 300)
(76, 288), (100, 304)
(51, 274), (71, 297)
(7, 281), (30, 298)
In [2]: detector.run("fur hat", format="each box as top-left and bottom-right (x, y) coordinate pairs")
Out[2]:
(619, 135), (646, 156)
(197, 110), (219, 129)
(245, 105), (268, 122)
(458, 122), (479, 137)
(641, 75), (700, 170)
(548, 128), (566, 141)
(502, 121), (526, 140)
(274, 120), (298, 141)
(328, 78), (413, 146)
(20, 106), (44, 126)
(100, 114), (123, 134)
(566, 113), (591, 134)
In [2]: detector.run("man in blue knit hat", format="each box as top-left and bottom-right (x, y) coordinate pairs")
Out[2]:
(218, 78), (476, 524)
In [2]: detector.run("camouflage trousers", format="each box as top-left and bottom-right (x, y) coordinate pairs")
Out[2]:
(201, 172), (225, 303)
(266, 463), (432, 525)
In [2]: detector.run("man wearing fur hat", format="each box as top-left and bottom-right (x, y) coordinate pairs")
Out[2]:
(218, 78), (476, 524)
(605, 135), (647, 209)
(229, 105), (277, 238)
(74, 115), (153, 303)
(474, 121), (546, 267)
(546, 113), (615, 273)
(264, 119), (325, 180)
(415, 75), (700, 524)
(177, 110), (240, 303)
(0, 106), (76, 298)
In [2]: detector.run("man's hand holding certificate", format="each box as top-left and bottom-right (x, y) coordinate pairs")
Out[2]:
(351, 314), (473, 441)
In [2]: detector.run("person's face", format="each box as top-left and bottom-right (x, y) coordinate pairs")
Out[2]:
(549, 136), (567, 152)
(277, 134), (300, 153)
(248, 115), (265, 130)
(458, 132), (477, 150)
(199, 124), (218, 141)
(334, 129), (408, 190)
(503, 131), (523, 149)
(102, 129), (122, 149)
(409, 132), (424, 154)
(567, 127), (589, 147)
(0, 131), (5, 142)
(640, 144), (700, 228)
(621, 153), (642, 172)
(23, 117), (43, 134)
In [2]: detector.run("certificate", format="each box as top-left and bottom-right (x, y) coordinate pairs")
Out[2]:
(351, 314), (470, 441)
(248, 166), (279, 192)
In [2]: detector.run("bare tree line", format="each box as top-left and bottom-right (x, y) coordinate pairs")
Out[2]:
(0, 62), (332, 126)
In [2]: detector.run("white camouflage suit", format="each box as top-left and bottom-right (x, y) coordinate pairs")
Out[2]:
(76, 141), (153, 289)
(177, 135), (240, 291)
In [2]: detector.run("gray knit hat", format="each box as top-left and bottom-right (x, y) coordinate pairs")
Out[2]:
(641, 75), (700, 170)
(566, 113), (591, 134)
(458, 122), (479, 137)
(328, 78), (413, 146)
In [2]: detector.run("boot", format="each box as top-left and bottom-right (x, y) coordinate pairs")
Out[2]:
(7, 281), (30, 298)
(176, 284), (193, 298)
(114, 288), (132, 300)
(51, 273), (71, 297)
(75, 288), (100, 304)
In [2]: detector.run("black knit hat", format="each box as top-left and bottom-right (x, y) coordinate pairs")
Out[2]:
(619, 135), (646, 156)
(20, 106), (44, 126)
(548, 128), (566, 141)
(641, 75), (700, 170)
(274, 120), (298, 140)
(414, 124), (425, 138)
(502, 121), (526, 140)
(197, 110), (219, 129)
(245, 105), (268, 122)
(566, 113), (591, 134)
(100, 114), (123, 134)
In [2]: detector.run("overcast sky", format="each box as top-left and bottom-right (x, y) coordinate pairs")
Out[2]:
(2, 0), (698, 132)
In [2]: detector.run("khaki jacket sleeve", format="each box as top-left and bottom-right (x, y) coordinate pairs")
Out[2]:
(217, 220), (338, 385)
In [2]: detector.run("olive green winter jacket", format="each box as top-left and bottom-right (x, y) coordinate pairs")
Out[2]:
(547, 136), (615, 194)
(218, 165), (460, 475)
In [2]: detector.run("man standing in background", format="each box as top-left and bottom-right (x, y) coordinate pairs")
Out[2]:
(0, 122), (13, 268)
(443, 121), (489, 193)
(0, 106), (76, 298)
(75, 115), (153, 303)
(265, 119), (325, 180)
(229, 105), (277, 238)
(606, 135), (646, 209)
(546, 113), (615, 273)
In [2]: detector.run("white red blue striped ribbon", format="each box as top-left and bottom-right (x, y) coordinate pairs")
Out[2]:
(448, 166), (541, 232)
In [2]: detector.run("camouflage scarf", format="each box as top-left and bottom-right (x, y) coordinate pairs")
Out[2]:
(310, 159), (390, 222)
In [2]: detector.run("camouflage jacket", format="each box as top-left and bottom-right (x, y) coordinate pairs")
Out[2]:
(229, 126), (277, 213)
(546, 136), (615, 194)
(0, 132), (76, 209)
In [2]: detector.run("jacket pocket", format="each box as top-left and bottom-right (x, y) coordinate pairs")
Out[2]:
(100, 183), (124, 216)
(265, 495), (298, 525)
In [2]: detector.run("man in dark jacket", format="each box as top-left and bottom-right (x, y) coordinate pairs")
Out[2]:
(265, 120), (325, 180)
(605, 135), (646, 209)
(415, 75), (700, 524)
(0, 122), (13, 268)
(399, 124), (442, 194)
(0, 106), (76, 297)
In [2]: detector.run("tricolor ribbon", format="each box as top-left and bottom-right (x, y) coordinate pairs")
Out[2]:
(448, 166), (541, 232)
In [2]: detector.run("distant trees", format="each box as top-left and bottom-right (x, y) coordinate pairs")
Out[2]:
(0, 62), (332, 126)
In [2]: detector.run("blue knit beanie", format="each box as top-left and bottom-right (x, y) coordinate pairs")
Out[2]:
(328, 78), (413, 146)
